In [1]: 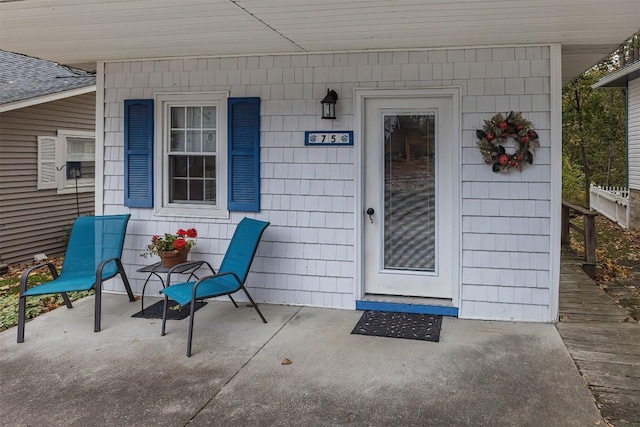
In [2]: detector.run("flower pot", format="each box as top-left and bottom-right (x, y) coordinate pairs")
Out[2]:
(159, 247), (190, 268)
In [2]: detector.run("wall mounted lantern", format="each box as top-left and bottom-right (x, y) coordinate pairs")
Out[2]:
(321, 89), (338, 119)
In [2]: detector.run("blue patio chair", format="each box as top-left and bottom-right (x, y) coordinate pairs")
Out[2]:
(161, 217), (269, 356)
(17, 214), (135, 343)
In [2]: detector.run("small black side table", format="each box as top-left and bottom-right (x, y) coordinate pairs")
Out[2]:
(137, 261), (214, 311)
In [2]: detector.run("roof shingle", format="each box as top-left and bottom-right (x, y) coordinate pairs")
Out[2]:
(0, 50), (95, 105)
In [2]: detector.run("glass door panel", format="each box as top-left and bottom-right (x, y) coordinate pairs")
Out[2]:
(383, 113), (436, 272)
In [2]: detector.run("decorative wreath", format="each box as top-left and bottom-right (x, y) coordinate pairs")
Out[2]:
(476, 111), (539, 173)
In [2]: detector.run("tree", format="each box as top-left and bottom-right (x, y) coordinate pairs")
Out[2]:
(562, 69), (627, 206)
(563, 32), (638, 206)
(614, 33), (640, 67)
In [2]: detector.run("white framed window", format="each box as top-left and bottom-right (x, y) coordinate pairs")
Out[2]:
(155, 92), (228, 218)
(37, 130), (95, 193)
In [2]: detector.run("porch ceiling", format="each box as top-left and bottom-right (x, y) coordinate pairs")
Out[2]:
(1, 0), (638, 84)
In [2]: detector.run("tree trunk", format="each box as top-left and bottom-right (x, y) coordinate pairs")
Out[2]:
(581, 144), (591, 206)
(605, 90), (616, 186)
(574, 88), (592, 206)
(606, 145), (613, 186)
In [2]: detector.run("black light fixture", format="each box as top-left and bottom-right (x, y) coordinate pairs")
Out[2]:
(321, 89), (338, 119)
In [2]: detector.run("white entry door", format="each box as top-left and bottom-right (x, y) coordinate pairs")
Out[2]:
(363, 93), (457, 299)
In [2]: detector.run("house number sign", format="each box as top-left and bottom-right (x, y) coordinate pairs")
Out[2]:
(304, 131), (353, 146)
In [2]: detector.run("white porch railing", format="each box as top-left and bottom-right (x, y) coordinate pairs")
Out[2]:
(589, 185), (630, 228)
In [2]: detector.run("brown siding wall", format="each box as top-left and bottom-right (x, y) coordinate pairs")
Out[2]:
(0, 92), (96, 265)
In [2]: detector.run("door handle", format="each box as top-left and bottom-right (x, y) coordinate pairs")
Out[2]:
(366, 208), (375, 223)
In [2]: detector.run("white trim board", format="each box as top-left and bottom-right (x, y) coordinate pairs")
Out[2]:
(99, 42), (558, 65)
(549, 43), (563, 322)
(0, 85), (96, 113)
(353, 87), (462, 309)
(94, 63), (105, 215)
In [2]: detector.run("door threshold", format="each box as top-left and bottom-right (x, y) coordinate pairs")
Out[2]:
(356, 295), (458, 317)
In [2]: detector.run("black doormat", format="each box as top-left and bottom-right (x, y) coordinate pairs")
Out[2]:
(351, 311), (443, 342)
(131, 300), (207, 320)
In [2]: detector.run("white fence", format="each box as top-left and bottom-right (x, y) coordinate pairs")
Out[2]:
(589, 185), (630, 228)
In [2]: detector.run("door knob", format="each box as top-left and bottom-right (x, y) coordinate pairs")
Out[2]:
(366, 208), (375, 223)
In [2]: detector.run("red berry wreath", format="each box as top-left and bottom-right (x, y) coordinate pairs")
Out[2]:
(476, 111), (539, 173)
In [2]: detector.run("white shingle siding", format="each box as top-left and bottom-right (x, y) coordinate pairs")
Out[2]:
(102, 45), (554, 321)
(629, 78), (640, 191)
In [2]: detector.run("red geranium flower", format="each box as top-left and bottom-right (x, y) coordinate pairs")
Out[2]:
(176, 229), (187, 237)
(172, 238), (187, 250)
(185, 228), (197, 238)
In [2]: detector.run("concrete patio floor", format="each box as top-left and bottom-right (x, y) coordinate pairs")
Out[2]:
(0, 294), (604, 426)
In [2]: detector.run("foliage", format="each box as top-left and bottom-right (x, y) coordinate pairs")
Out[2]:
(562, 68), (627, 204)
(0, 291), (94, 332)
(562, 153), (585, 205)
(0, 258), (94, 331)
(141, 228), (197, 258)
(611, 32), (640, 68)
(561, 32), (640, 204)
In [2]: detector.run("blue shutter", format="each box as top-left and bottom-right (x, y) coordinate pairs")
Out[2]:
(228, 97), (260, 212)
(124, 99), (153, 208)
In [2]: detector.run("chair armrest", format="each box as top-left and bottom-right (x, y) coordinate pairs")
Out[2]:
(191, 271), (241, 301)
(19, 262), (59, 295)
(96, 257), (123, 281)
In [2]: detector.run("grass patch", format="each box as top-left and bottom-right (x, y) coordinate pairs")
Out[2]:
(0, 257), (95, 332)
(0, 273), (51, 296)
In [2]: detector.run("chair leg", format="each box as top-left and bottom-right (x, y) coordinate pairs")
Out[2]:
(94, 284), (102, 332)
(17, 295), (26, 343)
(241, 286), (267, 323)
(161, 296), (169, 336)
(228, 294), (238, 308)
(186, 300), (197, 357)
(61, 292), (73, 308)
(116, 259), (136, 302)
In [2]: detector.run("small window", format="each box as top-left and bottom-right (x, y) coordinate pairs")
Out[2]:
(63, 135), (95, 189)
(37, 130), (95, 194)
(155, 93), (227, 218)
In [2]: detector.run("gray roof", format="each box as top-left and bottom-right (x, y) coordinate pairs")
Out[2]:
(592, 60), (640, 88)
(0, 50), (95, 105)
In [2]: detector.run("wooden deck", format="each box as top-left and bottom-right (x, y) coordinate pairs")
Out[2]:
(558, 251), (640, 426)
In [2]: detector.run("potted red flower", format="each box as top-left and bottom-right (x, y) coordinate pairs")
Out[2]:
(142, 228), (197, 267)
